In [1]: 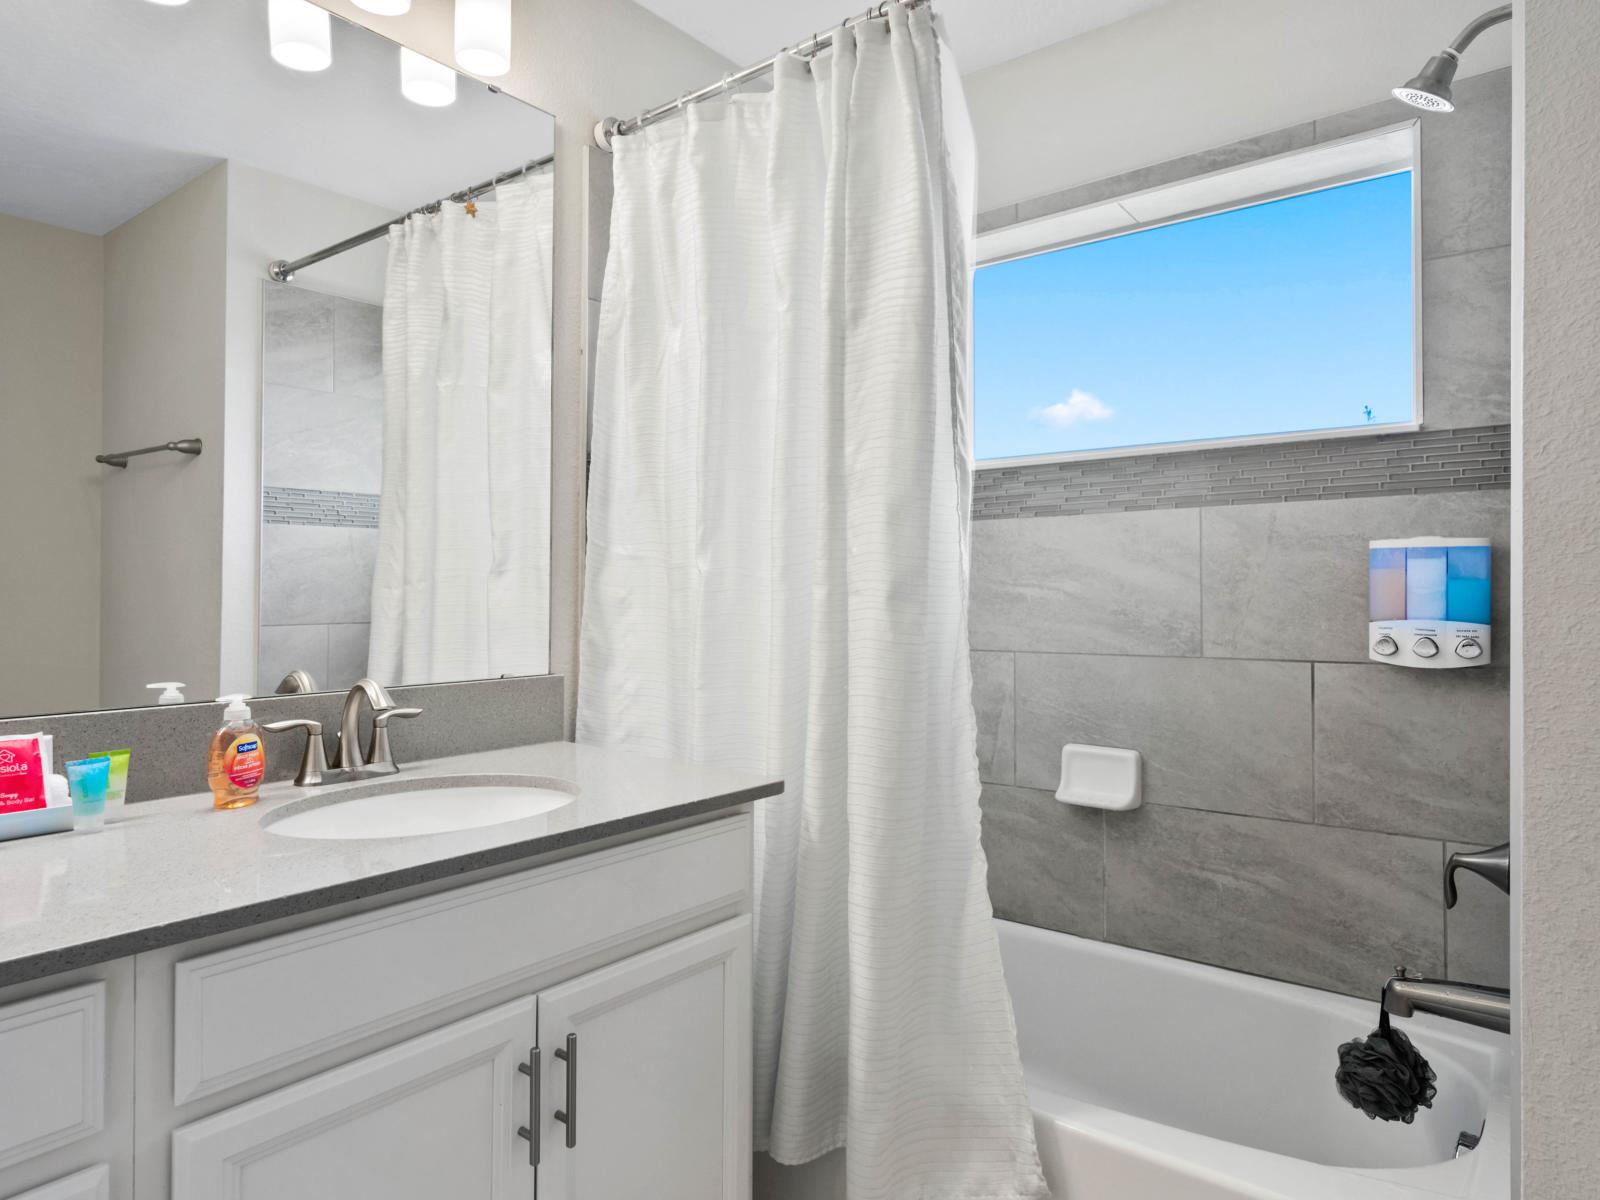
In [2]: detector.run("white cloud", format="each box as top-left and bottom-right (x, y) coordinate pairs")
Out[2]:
(1031, 389), (1113, 428)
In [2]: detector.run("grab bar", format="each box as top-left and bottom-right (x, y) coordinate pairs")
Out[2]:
(96, 438), (203, 468)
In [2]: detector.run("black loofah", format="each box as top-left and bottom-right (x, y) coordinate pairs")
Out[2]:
(1335, 1008), (1438, 1123)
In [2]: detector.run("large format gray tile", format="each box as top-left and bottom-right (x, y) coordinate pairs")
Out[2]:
(1419, 70), (1512, 259)
(1315, 663), (1510, 843)
(261, 383), (384, 493)
(970, 509), (1201, 656)
(327, 623), (372, 691)
(1201, 491), (1511, 663)
(980, 784), (1104, 939)
(1105, 805), (1444, 996)
(258, 624), (328, 695)
(259, 524), (379, 626)
(1445, 840), (1512, 988)
(1422, 245), (1512, 429)
(334, 296), (384, 401)
(264, 284), (335, 392)
(1015, 654), (1312, 821)
(971, 651), (1015, 785)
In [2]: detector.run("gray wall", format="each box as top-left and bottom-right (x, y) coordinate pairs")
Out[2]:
(971, 73), (1513, 999)
(257, 283), (384, 695)
(1516, 1), (1600, 1191)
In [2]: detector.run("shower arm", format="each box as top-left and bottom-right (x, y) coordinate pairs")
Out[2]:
(1446, 4), (1512, 60)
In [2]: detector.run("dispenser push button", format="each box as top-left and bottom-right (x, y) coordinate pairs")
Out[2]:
(1413, 636), (1440, 658)
(1373, 635), (1399, 657)
(1456, 637), (1484, 660)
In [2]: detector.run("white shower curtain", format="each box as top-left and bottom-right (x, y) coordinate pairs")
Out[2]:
(578, 7), (1046, 1197)
(368, 172), (553, 684)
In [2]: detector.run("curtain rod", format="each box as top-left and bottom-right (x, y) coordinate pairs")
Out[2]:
(593, 0), (934, 150)
(268, 152), (555, 283)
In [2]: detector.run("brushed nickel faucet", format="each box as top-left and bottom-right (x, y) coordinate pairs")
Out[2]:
(1382, 842), (1513, 1034)
(334, 678), (421, 774)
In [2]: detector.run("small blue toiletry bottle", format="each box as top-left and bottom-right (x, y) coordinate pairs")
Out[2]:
(65, 756), (111, 833)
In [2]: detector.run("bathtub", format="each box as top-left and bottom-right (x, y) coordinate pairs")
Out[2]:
(997, 920), (1510, 1200)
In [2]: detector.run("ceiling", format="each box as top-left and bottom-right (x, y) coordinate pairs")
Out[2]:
(0, 0), (554, 236)
(633, 0), (1175, 74)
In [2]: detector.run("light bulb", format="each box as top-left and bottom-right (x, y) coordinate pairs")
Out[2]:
(268, 0), (333, 72)
(144, 0), (192, 6)
(454, 0), (511, 77)
(400, 48), (457, 107)
(353, 0), (412, 13)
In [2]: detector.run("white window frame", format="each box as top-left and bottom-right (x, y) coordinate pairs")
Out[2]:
(974, 120), (1423, 469)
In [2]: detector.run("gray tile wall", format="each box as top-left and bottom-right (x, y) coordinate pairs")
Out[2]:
(972, 425), (1509, 519)
(259, 283), (385, 694)
(970, 76), (1513, 999)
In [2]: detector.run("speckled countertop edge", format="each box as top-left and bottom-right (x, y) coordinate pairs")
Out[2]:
(0, 742), (781, 987)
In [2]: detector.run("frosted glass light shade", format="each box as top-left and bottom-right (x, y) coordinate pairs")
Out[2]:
(400, 48), (457, 107)
(454, 0), (511, 77)
(268, 0), (332, 72)
(144, 0), (192, 7)
(353, 0), (412, 13)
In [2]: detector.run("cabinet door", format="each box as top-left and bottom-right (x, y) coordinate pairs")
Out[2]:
(536, 917), (751, 1200)
(171, 997), (537, 1200)
(3, 1165), (109, 1200)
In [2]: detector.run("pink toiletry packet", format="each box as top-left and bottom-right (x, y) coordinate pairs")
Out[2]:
(0, 737), (47, 813)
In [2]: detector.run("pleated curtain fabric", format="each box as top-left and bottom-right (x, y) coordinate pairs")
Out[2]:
(368, 172), (553, 684)
(577, 7), (1046, 1197)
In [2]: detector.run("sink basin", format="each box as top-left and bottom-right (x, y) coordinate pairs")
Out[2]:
(262, 774), (577, 841)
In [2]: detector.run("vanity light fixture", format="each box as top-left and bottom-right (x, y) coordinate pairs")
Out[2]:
(400, 48), (457, 107)
(268, 0), (333, 72)
(454, 0), (511, 77)
(353, 0), (412, 12)
(143, 0), (192, 6)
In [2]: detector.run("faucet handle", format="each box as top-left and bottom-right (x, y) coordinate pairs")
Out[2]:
(262, 718), (329, 787)
(366, 706), (423, 771)
(1445, 842), (1511, 909)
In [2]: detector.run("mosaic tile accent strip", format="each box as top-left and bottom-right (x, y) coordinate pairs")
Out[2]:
(973, 425), (1510, 521)
(263, 485), (380, 528)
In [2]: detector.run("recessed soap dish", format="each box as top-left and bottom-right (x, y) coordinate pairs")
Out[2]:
(1055, 743), (1142, 811)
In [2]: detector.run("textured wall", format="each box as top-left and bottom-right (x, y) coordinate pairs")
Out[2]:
(971, 80), (1513, 999)
(1517, 0), (1600, 1191)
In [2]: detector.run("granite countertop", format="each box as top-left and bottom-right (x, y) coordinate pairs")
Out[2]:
(0, 741), (782, 987)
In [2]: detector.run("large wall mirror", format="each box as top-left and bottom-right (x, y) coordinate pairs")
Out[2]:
(0, 1), (555, 720)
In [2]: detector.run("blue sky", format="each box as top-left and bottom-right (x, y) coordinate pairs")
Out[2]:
(973, 172), (1415, 461)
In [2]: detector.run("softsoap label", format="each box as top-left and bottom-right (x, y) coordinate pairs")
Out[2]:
(225, 736), (265, 791)
(0, 739), (47, 813)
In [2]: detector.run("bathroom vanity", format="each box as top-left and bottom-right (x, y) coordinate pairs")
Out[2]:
(0, 741), (780, 1200)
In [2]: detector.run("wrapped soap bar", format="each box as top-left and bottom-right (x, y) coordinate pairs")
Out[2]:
(0, 733), (51, 815)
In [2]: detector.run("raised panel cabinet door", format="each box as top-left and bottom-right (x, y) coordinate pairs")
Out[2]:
(170, 996), (537, 1200)
(535, 917), (752, 1200)
(3, 1165), (109, 1200)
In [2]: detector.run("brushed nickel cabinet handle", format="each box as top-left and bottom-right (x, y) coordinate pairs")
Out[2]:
(516, 1046), (540, 1166)
(554, 1033), (577, 1148)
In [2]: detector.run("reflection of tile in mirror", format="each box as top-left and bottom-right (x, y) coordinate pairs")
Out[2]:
(327, 623), (372, 691)
(259, 625), (329, 695)
(334, 297), (384, 401)
(260, 524), (379, 626)
(264, 285), (335, 391)
(261, 384), (383, 493)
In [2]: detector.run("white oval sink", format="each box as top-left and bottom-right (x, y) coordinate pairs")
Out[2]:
(263, 775), (576, 841)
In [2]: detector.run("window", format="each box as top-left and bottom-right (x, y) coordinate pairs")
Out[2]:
(973, 126), (1418, 465)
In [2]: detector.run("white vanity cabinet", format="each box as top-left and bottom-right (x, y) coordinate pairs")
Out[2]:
(152, 811), (754, 1200)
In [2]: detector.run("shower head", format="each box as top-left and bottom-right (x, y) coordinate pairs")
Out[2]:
(1393, 53), (1459, 113)
(1393, 4), (1511, 114)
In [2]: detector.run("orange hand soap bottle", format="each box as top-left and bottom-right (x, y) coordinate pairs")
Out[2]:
(208, 694), (265, 810)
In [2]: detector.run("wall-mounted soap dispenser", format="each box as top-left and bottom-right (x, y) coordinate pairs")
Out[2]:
(1369, 537), (1491, 668)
